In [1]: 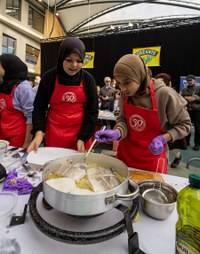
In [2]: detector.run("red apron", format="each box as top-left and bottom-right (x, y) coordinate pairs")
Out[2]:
(0, 85), (26, 147)
(45, 76), (92, 150)
(117, 80), (167, 173)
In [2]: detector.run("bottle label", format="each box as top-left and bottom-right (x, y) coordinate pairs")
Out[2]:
(176, 237), (199, 254)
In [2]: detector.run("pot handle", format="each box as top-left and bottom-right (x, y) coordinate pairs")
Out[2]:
(105, 179), (139, 204)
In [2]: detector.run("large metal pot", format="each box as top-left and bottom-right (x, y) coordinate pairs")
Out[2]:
(42, 153), (139, 216)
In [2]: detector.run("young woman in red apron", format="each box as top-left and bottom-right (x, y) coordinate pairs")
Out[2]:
(95, 54), (191, 173)
(117, 81), (167, 172)
(0, 54), (35, 148)
(45, 77), (92, 150)
(27, 37), (98, 154)
(0, 85), (26, 147)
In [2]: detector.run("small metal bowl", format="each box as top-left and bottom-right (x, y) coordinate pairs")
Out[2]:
(138, 180), (177, 220)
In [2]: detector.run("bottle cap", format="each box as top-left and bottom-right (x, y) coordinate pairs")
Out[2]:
(189, 173), (200, 188)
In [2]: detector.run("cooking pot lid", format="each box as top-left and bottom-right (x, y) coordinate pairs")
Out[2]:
(27, 147), (77, 166)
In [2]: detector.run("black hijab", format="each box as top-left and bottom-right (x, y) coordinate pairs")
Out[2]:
(0, 54), (28, 94)
(57, 37), (85, 85)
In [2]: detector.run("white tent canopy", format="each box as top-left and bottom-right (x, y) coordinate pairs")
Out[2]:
(39, 0), (200, 37)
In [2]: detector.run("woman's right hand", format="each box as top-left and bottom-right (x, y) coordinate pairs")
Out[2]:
(27, 131), (44, 153)
(95, 129), (120, 143)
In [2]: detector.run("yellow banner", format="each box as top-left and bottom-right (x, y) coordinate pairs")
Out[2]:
(133, 46), (161, 67)
(83, 52), (95, 68)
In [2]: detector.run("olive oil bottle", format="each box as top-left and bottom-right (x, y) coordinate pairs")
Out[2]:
(176, 173), (200, 254)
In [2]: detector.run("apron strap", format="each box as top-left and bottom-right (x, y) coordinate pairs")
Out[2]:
(149, 80), (157, 111)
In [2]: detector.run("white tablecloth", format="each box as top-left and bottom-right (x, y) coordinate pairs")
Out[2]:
(0, 168), (189, 254)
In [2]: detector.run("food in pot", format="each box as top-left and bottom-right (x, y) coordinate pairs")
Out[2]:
(46, 178), (76, 193)
(87, 167), (121, 192)
(59, 165), (86, 182)
(45, 163), (124, 194)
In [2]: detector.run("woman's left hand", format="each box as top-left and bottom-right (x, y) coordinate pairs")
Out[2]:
(149, 135), (166, 155)
(77, 140), (85, 152)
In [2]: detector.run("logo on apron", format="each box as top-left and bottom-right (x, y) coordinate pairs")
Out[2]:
(0, 98), (6, 109)
(129, 114), (146, 132)
(62, 92), (77, 103)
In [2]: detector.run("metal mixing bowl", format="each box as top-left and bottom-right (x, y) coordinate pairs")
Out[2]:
(138, 180), (177, 220)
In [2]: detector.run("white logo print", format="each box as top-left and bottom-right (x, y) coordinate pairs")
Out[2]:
(62, 92), (76, 102)
(129, 114), (146, 132)
(0, 98), (6, 109)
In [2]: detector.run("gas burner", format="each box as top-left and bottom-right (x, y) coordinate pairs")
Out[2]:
(29, 183), (145, 253)
(42, 197), (103, 218)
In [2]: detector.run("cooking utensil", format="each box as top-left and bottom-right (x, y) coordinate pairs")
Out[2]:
(4, 147), (19, 155)
(42, 153), (139, 216)
(22, 163), (39, 177)
(142, 188), (168, 204)
(76, 125), (106, 170)
(142, 158), (168, 204)
(138, 180), (177, 220)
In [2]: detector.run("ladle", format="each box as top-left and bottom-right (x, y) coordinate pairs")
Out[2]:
(75, 125), (106, 170)
(142, 158), (169, 204)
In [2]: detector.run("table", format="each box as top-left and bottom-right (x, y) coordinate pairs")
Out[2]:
(98, 110), (116, 121)
(0, 167), (189, 254)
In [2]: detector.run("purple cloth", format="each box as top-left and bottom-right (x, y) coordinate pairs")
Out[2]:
(3, 169), (33, 195)
(149, 135), (166, 155)
(95, 130), (119, 143)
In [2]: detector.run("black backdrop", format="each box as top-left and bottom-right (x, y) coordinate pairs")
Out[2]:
(41, 23), (200, 91)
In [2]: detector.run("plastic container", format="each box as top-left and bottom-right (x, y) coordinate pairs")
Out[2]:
(0, 192), (17, 228)
(0, 141), (9, 160)
(176, 173), (200, 254)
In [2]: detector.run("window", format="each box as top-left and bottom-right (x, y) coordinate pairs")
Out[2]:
(28, 6), (44, 33)
(2, 34), (16, 55)
(6, 0), (21, 20)
(25, 44), (40, 65)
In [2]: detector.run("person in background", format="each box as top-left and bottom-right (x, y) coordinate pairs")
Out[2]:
(180, 74), (200, 151)
(95, 54), (191, 173)
(99, 76), (116, 129)
(27, 37), (98, 153)
(108, 89), (121, 129)
(32, 75), (41, 93)
(96, 85), (101, 109)
(99, 76), (116, 111)
(0, 54), (35, 148)
(109, 89), (121, 114)
(111, 78), (117, 88)
(154, 72), (188, 168)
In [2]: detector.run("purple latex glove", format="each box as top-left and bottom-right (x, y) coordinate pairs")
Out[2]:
(95, 130), (120, 143)
(3, 169), (33, 195)
(149, 135), (166, 155)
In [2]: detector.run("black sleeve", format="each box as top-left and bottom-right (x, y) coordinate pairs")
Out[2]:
(32, 68), (56, 135)
(77, 70), (99, 142)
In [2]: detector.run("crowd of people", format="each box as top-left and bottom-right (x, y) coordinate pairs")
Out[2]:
(0, 36), (199, 173)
